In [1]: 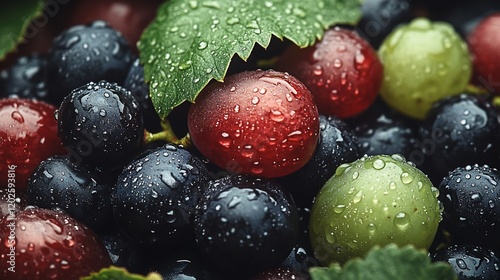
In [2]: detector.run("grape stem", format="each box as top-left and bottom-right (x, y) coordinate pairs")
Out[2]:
(143, 119), (192, 148)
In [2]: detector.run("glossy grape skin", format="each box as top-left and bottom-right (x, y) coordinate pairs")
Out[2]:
(0, 54), (50, 102)
(0, 207), (111, 280)
(194, 175), (299, 275)
(276, 26), (383, 119)
(438, 165), (500, 250)
(0, 98), (67, 192)
(56, 81), (143, 169)
(310, 154), (441, 265)
(47, 20), (132, 104)
(432, 244), (500, 280)
(26, 156), (114, 233)
(188, 69), (319, 178)
(112, 144), (211, 248)
(419, 94), (500, 182)
(378, 17), (472, 119)
(468, 13), (500, 95)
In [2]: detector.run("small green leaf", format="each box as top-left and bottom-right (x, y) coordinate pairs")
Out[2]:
(0, 0), (45, 60)
(139, 0), (361, 118)
(80, 266), (163, 280)
(309, 244), (458, 280)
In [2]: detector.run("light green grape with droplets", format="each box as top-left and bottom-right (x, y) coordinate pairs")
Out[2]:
(378, 17), (472, 119)
(309, 154), (442, 265)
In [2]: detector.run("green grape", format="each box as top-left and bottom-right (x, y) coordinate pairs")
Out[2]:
(309, 154), (442, 265)
(378, 17), (472, 119)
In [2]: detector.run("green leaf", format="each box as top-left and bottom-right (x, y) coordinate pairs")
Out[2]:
(138, 0), (361, 118)
(309, 244), (458, 280)
(0, 0), (45, 60)
(80, 266), (163, 280)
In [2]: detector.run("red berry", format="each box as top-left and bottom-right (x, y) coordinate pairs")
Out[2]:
(0, 98), (67, 192)
(276, 26), (383, 118)
(188, 70), (319, 178)
(0, 207), (111, 279)
(468, 13), (500, 95)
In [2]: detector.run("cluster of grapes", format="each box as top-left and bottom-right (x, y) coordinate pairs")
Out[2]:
(1, 0), (500, 279)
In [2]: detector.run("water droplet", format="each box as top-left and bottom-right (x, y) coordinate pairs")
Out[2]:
(188, 0), (198, 9)
(60, 260), (70, 269)
(65, 35), (80, 48)
(367, 223), (376, 234)
(11, 111), (24, 123)
(269, 109), (285, 122)
(456, 259), (468, 269)
(166, 210), (177, 223)
(43, 170), (54, 179)
(394, 212), (409, 229)
(400, 172), (413, 184)
(313, 65), (323, 76)
(251, 96), (260, 105)
(198, 41), (208, 50)
(335, 163), (350, 176)
(228, 196), (242, 209)
(389, 181), (397, 190)
(470, 193), (482, 202)
(151, 190), (159, 198)
(333, 58), (342, 68)
(334, 204), (346, 214)
(99, 109), (106, 117)
(241, 145), (254, 158)
(325, 231), (336, 244)
(219, 132), (231, 148)
(226, 17), (240, 25)
(27, 242), (35, 252)
(372, 159), (385, 170)
(431, 186), (440, 198)
(353, 190), (363, 203)
(352, 171), (359, 180)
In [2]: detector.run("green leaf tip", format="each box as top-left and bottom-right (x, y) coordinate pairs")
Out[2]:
(0, 0), (45, 61)
(138, 0), (362, 118)
(80, 266), (163, 280)
(309, 244), (458, 280)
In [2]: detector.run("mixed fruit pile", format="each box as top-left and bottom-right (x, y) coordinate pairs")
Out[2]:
(1, 0), (500, 279)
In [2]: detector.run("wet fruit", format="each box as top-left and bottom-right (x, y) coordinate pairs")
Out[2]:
(47, 20), (133, 104)
(0, 98), (66, 192)
(112, 144), (211, 248)
(56, 80), (143, 168)
(26, 155), (114, 233)
(276, 26), (383, 118)
(467, 13), (500, 95)
(432, 244), (500, 279)
(438, 164), (500, 249)
(188, 69), (319, 178)
(378, 17), (472, 119)
(194, 175), (299, 275)
(418, 93), (500, 182)
(0, 206), (111, 280)
(309, 154), (441, 265)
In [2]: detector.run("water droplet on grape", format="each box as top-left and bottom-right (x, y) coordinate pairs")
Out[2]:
(353, 190), (363, 203)
(334, 204), (346, 214)
(372, 159), (385, 170)
(394, 212), (409, 229)
(400, 172), (413, 184)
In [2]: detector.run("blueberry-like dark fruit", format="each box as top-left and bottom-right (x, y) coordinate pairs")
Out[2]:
(47, 20), (132, 104)
(56, 80), (143, 168)
(26, 155), (114, 233)
(194, 175), (299, 275)
(112, 144), (211, 248)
